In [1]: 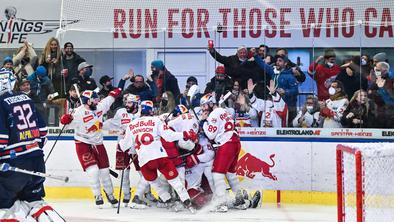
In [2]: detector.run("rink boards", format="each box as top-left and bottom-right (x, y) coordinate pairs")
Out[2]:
(43, 127), (394, 205)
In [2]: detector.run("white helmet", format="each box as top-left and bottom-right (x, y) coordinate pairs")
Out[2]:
(0, 69), (16, 95)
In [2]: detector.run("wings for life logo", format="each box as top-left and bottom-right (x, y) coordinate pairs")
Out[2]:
(236, 148), (278, 181)
(0, 6), (78, 44)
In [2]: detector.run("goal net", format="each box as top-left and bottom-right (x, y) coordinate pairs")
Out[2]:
(337, 144), (394, 222)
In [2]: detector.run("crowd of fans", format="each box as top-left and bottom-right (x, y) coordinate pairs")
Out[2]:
(2, 38), (393, 128)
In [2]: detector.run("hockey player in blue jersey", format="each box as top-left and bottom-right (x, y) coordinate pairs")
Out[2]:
(0, 69), (65, 221)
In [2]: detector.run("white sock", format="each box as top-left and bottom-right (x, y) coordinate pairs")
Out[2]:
(167, 176), (190, 202)
(86, 165), (101, 196)
(99, 168), (114, 195)
(226, 173), (240, 193)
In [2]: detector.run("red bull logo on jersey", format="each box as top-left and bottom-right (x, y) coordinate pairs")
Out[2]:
(236, 150), (277, 181)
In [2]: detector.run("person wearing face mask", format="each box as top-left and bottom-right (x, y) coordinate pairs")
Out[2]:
(180, 76), (202, 107)
(320, 80), (349, 128)
(292, 95), (321, 128)
(204, 66), (233, 103)
(341, 89), (374, 128)
(72, 61), (98, 92)
(308, 48), (341, 101)
(159, 91), (176, 115)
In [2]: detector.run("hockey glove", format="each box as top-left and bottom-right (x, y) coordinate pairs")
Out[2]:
(186, 154), (199, 168)
(60, 114), (73, 125)
(109, 88), (122, 98)
(183, 130), (198, 142)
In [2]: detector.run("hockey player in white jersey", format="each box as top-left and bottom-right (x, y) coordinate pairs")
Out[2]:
(103, 94), (147, 207)
(60, 88), (121, 207)
(184, 134), (215, 209)
(119, 100), (198, 212)
(247, 79), (287, 127)
(200, 93), (244, 212)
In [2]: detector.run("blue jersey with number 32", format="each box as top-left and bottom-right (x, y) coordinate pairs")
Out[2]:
(0, 91), (47, 160)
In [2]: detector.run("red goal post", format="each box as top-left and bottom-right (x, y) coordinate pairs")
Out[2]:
(337, 144), (394, 222)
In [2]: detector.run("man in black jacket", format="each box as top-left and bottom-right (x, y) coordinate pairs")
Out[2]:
(62, 42), (86, 91)
(72, 62), (98, 92)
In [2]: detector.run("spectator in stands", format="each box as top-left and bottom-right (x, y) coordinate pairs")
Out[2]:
(275, 48), (306, 83)
(375, 62), (394, 127)
(124, 74), (153, 101)
(16, 78), (40, 102)
(72, 62), (98, 91)
(257, 44), (270, 59)
(341, 89), (374, 128)
(180, 75), (202, 107)
(292, 95), (321, 128)
(147, 60), (180, 104)
(208, 44), (262, 88)
(368, 52), (390, 86)
(158, 91), (176, 115)
(2, 56), (14, 72)
(271, 55), (299, 126)
(247, 79), (287, 127)
(308, 48), (341, 101)
(13, 40), (38, 80)
(320, 80), (348, 128)
(39, 37), (64, 96)
(336, 56), (368, 99)
(48, 84), (82, 116)
(62, 42), (86, 91)
(27, 65), (55, 119)
(233, 91), (258, 127)
(98, 75), (115, 99)
(361, 54), (373, 79)
(204, 66), (233, 103)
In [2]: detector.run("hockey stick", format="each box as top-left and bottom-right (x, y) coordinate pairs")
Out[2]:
(117, 169), (125, 214)
(0, 163), (69, 182)
(45, 84), (81, 164)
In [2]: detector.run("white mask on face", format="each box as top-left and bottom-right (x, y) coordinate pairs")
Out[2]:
(361, 59), (367, 66)
(374, 67), (382, 77)
(306, 105), (314, 112)
(327, 62), (334, 68)
(328, 87), (336, 96)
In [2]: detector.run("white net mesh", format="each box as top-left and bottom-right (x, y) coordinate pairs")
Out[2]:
(341, 144), (394, 222)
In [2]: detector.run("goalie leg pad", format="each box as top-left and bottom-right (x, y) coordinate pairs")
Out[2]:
(27, 201), (65, 222)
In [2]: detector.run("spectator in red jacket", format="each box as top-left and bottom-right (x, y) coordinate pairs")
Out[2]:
(308, 49), (341, 101)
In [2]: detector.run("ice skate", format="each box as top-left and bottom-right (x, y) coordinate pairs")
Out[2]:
(129, 195), (148, 209)
(144, 191), (158, 204)
(104, 192), (119, 207)
(123, 192), (131, 207)
(95, 195), (104, 208)
(233, 190), (246, 207)
(183, 199), (196, 214)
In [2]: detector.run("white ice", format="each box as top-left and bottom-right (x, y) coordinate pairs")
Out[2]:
(50, 200), (337, 222)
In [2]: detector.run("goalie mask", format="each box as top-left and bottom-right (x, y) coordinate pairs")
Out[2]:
(0, 69), (16, 96)
(81, 90), (99, 110)
(123, 94), (140, 114)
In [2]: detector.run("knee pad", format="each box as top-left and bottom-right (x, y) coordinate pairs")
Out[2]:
(27, 201), (65, 222)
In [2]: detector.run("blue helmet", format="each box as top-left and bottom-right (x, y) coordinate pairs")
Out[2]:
(81, 90), (99, 104)
(173, 104), (188, 117)
(140, 100), (154, 115)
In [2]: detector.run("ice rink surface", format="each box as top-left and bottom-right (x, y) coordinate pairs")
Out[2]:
(50, 200), (337, 222)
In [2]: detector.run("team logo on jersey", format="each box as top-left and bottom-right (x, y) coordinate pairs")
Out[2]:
(83, 115), (94, 123)
(0, 6), (79, 44)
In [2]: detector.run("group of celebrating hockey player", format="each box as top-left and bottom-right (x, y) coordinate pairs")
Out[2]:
(58, 80), (262, 213)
